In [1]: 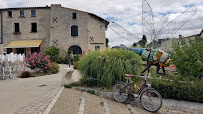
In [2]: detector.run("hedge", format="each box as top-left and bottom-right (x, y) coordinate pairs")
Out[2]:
(151, 78), (203, 103)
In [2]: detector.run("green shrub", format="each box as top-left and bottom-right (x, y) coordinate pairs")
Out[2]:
(78, 49), (143, 87)
(56, 57), (64, 64)
(73, 55), (80, 62)
(64, 82), (78, 88)
(86, 90), (95, 94)
(64, 55), (70, 64)
(63, 50), (71, 64)
(80, 78), (98, 87)
(45, 47), (60, 62)
(73, 61), (79, 69)
(171, 37), (203, 78)
(151, 77), (203, 103)
(20, 71), (34, 78)
(49, 62), (59, 74)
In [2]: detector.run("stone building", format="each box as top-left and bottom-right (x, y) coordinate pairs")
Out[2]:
(0, 4), (109, 56)
(158, 29), (203, 52)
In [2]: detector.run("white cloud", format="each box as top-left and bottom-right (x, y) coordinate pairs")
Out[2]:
(1, 0), (202, 47)
(0, 0), (7, 8)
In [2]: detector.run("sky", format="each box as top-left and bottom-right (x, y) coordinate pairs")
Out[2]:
(0, 0), (202, 47)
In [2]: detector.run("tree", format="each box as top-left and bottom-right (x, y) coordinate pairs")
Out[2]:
(138, 35), (147, 48)
(133, 42), (137, 47)
(132, 35), (147, 48)
(171, 37), (203, 78)
(147, 40), (159, 49)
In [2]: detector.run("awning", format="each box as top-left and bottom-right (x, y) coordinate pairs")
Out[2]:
(4, 40), (43, 48)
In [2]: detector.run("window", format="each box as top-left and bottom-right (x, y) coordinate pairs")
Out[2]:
(20, 10), (24, 17)
(8, 11), (12, 17)
(31, 10), (36, 17)
(14, 23), (20, 33)
(72, 13), (76, 19)
(31, 23), (37, 32)
(95, 46), (100, 51)
(71, 25), (78, 36)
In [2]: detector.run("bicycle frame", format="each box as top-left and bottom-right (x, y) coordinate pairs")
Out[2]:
(125, 75), (149, 98)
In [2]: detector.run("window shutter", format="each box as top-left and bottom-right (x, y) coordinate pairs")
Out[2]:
(71, 25), (78, 36)
(72, 13), (76, 19)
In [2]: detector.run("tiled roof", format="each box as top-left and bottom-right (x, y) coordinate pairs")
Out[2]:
(184, 29), (203, 38)
(51, 4), (109, 25)
(0, 6), (50, 10)
(200, 29), (203, 35)
(0, 4), (109, 26)
(184, 34), (200, 38)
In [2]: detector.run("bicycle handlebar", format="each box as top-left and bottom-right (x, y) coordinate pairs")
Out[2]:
(138, 74), (152, 79)
(139, 74), (146, 76)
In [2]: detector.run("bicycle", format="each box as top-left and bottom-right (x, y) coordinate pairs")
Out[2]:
(112, 73), (162, 112)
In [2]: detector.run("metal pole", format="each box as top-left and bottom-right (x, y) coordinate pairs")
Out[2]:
(69, 59), (70, 68)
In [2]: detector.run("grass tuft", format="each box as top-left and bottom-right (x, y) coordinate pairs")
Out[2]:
(78, 49), (143, 87)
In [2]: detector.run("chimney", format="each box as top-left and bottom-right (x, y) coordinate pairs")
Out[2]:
(54, 4), (61, 6)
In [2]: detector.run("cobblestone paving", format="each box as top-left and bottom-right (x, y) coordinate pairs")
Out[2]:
(15, 87), (60, 114)
(0, 64), (68, 114)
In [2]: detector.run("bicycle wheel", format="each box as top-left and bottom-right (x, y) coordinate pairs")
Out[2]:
(112, 83), (129, 103)
(140, 89), (162, 112)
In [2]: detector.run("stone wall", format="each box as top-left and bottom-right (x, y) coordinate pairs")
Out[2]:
(0, 8), (51, 52)
(0, 11), (2, 44)
(50, 5), (89, 57)
(87, 14), (107, 51)
(50, 5), (107, 57)
(159, 38), (174, 52)
(0, 11), (2, 53)
(0, 5), (108, 56)
(159, 36), (196, 52)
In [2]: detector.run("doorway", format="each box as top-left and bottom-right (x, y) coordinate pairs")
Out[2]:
(16, 48), (25, 54)
(68, 45), (82, 55)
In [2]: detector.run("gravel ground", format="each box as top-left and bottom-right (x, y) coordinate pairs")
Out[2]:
(49, 89), (82, 114)
(132, 105), (153, 114)
(105, 99), (130, 114)
(84, 93), (104, 114)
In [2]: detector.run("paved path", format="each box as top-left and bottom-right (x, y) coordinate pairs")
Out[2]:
(50, 89), (132, 114)
(49, 88), (154, 114)
(0, 64), (68, 114)
(50, 88), (133, 114)
(50, 87), (203, 114)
